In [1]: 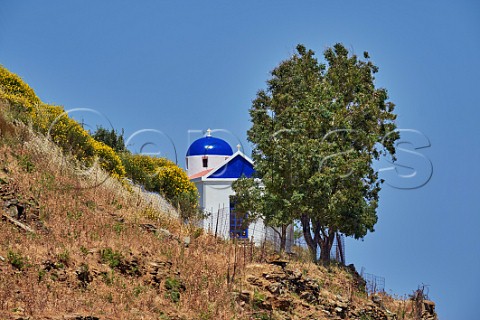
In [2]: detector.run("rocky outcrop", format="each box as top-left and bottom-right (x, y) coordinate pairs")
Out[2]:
(238, 262), (437, 320)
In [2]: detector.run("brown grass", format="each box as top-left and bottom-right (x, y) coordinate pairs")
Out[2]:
(0, 112), (431, 320)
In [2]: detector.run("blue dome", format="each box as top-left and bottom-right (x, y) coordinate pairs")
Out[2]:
(186, 136), (234, 157)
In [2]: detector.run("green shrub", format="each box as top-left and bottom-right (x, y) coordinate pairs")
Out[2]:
(165, 277), (182, 303)
(100, 248), (124, 269)
(57, 249), (70, 266)
(92, 126), (126, 153)
(101, 271), (115, 286)
(7, 250), (28, 270)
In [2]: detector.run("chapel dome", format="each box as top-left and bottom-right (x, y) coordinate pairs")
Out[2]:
(186, 134), (233, 157)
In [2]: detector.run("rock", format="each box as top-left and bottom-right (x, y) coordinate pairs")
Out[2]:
(287, 269), (302, 280)
(0, 255), (4, 262)
(63, 315), (100, 320)
(336, 301), (348, 309)
(7, 205), (18, 218)
(423, 300), (435, 314)
(239, 290), (251, 302)
(274, 297), (292, 311)
(269, 259), (288, 270)
(76, 264), (93, 287)
(183, 236), (191, 248)
(246, 275), (263, 286)
(266, 282), (283, 295)
(372, 294), (382, 304)
(263, 271), (287, 281)
(157, 228), (171, 237)
(299, 291), (317, 303)
(140, 223), (158, 233)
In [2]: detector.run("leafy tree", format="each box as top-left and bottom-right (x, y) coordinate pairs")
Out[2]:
(235, 44), (398, 261)
(92, 126), (126, 153)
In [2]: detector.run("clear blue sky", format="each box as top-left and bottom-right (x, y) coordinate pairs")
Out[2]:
(1, 1), (479, 318)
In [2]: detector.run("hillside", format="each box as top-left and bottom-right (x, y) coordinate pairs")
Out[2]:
(0, 67), (437, 319)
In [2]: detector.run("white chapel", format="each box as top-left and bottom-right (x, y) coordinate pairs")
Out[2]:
(186, 129), (293, 249)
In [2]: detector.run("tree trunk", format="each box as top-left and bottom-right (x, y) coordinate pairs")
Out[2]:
(270, 224), (288, 253)
(336, 232), (345, 264)
(300, 214), (318, 262)
(280, 224), (287, 253)
(318, 229), (335, 263)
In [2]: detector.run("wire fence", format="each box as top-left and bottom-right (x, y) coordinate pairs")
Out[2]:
(360, 267), (386, 293)
(200, 206), (346, 264)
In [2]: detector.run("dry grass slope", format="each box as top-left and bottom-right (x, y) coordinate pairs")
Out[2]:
(0, 106), (436, 320)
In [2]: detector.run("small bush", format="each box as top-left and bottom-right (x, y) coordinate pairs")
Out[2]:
(133, 285), (147, 297)
(100, 248), (124, 269)
(113, 222), (124, 235)
(101, 271), (115, 286)
(37, 269), (47, 282)
(253, 289), (266, 309)
(165, 277), (183, 303)
(18, 154), (35, 172)
(80, 246), (89, 256)
(57, 249), (70, 266)
(7, 250), (28, 271)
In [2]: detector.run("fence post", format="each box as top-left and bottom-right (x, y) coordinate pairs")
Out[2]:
(214, 205), (220, 238)
(250, 235), (254, 263)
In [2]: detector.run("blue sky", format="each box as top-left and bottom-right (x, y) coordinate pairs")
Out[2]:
(1, 1), (479, 318)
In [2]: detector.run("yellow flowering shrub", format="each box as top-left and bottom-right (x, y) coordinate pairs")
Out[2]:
(0, 65), (125, 179)
(121, 153), (199, 216)
(90, 139), (126, 178)
(154, 165), (197, 201)
(0, 65), (40, 110)
(0, 65), (195, 214)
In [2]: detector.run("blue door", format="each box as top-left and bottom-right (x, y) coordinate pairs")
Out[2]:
(229, 199), (248, 239)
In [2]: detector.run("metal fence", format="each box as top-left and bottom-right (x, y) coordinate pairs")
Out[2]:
(361, 268), (385, 293)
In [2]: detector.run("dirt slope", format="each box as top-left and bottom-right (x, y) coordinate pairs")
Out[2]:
(0, 110), (436, 320)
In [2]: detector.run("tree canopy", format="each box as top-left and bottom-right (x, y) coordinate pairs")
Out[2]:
(234, 44), (398, 261)
(92, 126), (126, 153)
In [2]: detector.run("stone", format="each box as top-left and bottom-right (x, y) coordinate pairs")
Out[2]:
(269, 259), (288, 270)
(287, 269), (302, 280)
(266, 282), (283, 295)
(239, 290), (251, 302)
(76, 264), (93, 287)
(372, 294), (382, 304)
(247, 275), (263, 286)
(7, 205), (18, 218)
(157, 228), (171, 237)
(274, 297), (292, 311)
(183, 236), (191, 248)
(321, 309), (331, 316)
(263, 271), (287, 281)
(63, 315), (99, 320)
(423, 300), (435, 314)
(299, 291), (317, 303)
